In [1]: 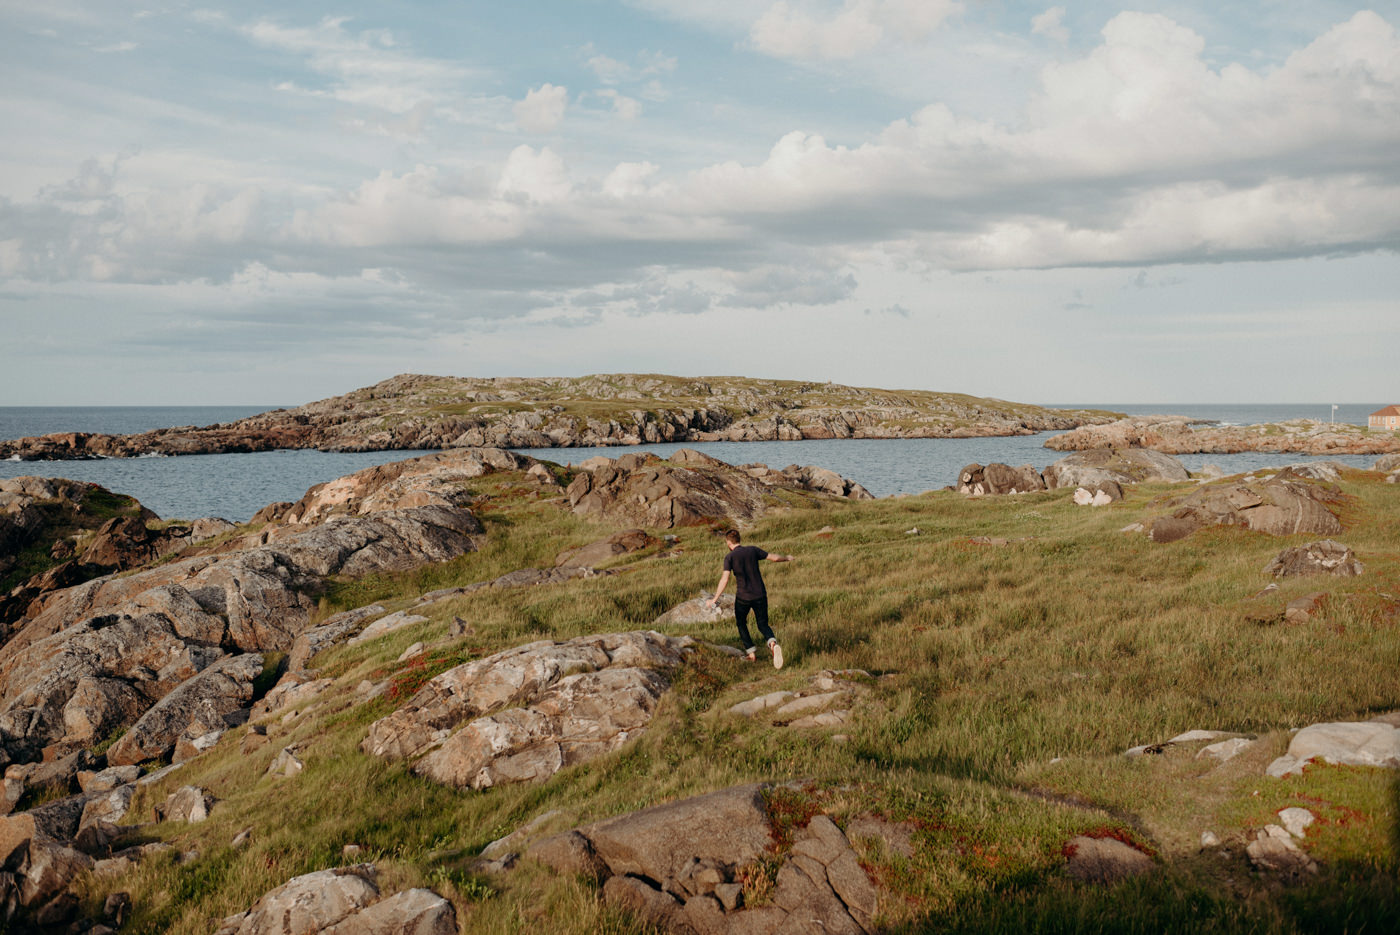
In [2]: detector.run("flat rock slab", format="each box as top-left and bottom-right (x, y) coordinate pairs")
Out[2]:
(1266, 721), (1400, 777)
(363, 631), (695, 787)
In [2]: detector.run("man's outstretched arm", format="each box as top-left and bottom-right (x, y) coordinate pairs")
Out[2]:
(706, 570), (731, 607)
(765, 553), (794, 562)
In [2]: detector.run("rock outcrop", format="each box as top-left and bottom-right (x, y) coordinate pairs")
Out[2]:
(565, 451), (870, 529)
(0, 450), (510, 765)
(0, 478), (174, 632)
(363, 631), (695, 789)
(1141, 470), (1345, 543)
(0, 373), (1115, 461)
(1046, 417), (1400, 456)
(528, 784), (882, 934)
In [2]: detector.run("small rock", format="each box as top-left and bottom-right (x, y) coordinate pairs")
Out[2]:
(397, 642), (426, 662)
(1278, 807), (1315, 839)
(1200, 831), (1220, 848)
(232, 828), (253, 849)
(1246, 825), (1318, 877)
(267, 747), (305, 778)
(1198, 738), (1255, 763)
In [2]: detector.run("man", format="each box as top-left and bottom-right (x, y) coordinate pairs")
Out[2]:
(706, 529), (793, 668)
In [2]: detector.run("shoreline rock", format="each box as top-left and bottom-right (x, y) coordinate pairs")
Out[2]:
(1046, 418), (1400, 456)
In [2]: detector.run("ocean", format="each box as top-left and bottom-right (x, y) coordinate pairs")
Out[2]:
(0, 404), (1390, 522)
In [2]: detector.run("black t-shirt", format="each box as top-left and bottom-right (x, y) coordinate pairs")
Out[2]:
(723, 545), (769, 601)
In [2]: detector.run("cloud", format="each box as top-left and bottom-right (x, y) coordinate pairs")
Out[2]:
(514, 83), (569, 133)
(241, 16), (476, 119)
(593, 89), (643, 120)
(3, 10), (1397, 309)
(749, 0), (962, 61)
(1031, 7), (1068, 44)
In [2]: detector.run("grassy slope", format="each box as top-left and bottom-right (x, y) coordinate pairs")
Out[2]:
(81, 467), (1399, 934)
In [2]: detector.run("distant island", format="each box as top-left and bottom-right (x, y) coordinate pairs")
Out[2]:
(0, 373), (1121, 460)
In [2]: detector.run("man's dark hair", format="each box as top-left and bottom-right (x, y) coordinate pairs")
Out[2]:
(725, 529), (742, 545)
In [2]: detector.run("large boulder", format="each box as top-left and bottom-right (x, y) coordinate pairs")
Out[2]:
(363, 632), (694, 783)
(1043, 449), (1188, 489)
(566, 454), (775, 529)
(1145, 472), (1344, 543)
(957, 463), (1046, 496)
(216, 865), (456, 935)
(530, 785), (882, 934)
(1266, 721), (1400, 777)
(1373, 454), (1400, 472)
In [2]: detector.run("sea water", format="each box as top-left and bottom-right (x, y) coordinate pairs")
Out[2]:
(0, 404), (1389, 522)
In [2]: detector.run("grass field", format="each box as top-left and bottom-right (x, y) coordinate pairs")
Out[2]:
(77, 462), (1399, 934)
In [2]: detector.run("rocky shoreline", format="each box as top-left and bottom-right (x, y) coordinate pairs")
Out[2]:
(1046, 416), (1400, 456)
(0, 373), (1118, 461)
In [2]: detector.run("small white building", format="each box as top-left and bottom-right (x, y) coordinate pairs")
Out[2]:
(1369, 405), (1400, 430)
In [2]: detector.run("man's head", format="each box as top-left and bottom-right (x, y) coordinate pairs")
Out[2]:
(725, 529), (741, 547)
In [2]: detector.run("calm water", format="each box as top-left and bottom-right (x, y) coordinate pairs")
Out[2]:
(0, 404), (1390, 522)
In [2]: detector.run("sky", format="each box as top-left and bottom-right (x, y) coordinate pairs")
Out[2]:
(1, 1), (1397, 407)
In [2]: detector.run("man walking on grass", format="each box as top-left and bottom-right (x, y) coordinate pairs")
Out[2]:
(707, 529), (793, 668)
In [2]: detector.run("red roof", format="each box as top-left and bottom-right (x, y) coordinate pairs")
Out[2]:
(1372, 405), (1400, 417)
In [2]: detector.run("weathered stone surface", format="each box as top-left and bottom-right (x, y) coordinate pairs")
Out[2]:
(320, 888), (458, 935)
(556, 529), (656, 568)
(107, 654), (263, 766)
(1, 455), (489, 764)
(286, 604), (385, 671)
(224, 866), (380, 935)
(1047, 417), (1400, 456)
(1264, 540), (1363, 578)
(363, 631), (693, 763)
(1064, 836), (1153, 883)
(1043, 449), (1188, 489)
(567, 455), (775, 529)
(957, 463), (1046, 496)
(348, 612), (429, 646)
(79, 785), (135, 831)
(1266, 721), (1400, 777)
(160, 785), (215, 823)
(1143, 473), (1345, 542)
(1374, 453), (1400, 472)
(415, 666), (672, 790)
(654, 592), (734, 627)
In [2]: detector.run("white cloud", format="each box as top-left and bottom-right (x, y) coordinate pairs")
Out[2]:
(594, 89), (643, 120)
(514, 83), (569, 133)
(749, 0), (961, 61)
(242, 17), (474, 117)
(1031, 7), (1068, 44)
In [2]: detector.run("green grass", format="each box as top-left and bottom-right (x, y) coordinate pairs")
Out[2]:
(67, 463), (1400, 934)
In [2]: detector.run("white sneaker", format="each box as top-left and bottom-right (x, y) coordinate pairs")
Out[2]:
(769, 640), (783, 670)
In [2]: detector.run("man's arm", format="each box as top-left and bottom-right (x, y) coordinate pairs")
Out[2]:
(706, 570), (731, 607)
(765, 553), (794, 562)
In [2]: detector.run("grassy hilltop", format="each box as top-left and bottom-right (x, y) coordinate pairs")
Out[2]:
(74, 461), (1398, 934)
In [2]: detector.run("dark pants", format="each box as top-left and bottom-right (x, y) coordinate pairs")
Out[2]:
(735, 596), (775, 651)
